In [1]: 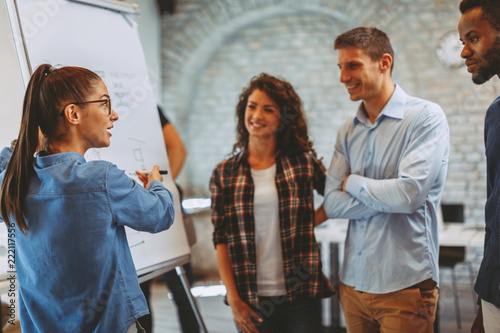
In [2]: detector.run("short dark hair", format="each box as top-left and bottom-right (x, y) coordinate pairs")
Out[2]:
(334, 27), (395, 73)
(460, 0), (500, 32)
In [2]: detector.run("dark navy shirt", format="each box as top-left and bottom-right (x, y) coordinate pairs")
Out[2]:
(478, 95), (500, 307)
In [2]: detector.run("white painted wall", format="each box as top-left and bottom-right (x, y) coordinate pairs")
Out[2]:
(0, 1), (25, 148)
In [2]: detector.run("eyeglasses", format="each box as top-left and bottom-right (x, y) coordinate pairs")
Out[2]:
(59, 98), (112, 116)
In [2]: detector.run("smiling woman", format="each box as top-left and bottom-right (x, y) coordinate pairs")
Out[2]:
(210, 73), (334, 333)
(0, 64), (176, 333)
(244, 89), (281, 146)
(233, 74), (316, 158)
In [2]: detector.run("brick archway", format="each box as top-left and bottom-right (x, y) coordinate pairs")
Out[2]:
(162, 2), (363, 118)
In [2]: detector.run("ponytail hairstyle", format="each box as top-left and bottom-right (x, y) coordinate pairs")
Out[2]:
(233, 73), (315, 157)
(0, 64), (101, 235)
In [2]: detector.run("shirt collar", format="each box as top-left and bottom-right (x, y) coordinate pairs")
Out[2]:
(35, 151), (86, 169)
(353, 84), (407, 125)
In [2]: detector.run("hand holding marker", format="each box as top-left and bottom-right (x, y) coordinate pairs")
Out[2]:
(135, 165), (167, 188)
(140, 169), (169, 175)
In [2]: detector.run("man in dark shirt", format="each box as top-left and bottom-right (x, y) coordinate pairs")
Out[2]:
(458, 1), (500, 331)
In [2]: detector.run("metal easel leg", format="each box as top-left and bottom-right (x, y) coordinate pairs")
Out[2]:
(466, 261), (478, 313)
(175, 266), (209, 333)
(451, 268), (461, 329)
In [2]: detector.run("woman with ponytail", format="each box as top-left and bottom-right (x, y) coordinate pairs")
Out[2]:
(0, 64), (175, 333)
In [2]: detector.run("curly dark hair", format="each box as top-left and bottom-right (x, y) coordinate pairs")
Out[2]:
(233, 73), (315, 156)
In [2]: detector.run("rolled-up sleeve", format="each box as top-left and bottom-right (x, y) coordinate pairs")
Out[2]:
(106, 163), (175, 233)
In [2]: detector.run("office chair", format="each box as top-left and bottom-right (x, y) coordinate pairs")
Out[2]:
(438, 203), (477, 329)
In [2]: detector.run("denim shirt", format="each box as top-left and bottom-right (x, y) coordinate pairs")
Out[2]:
(324, 85), (450, 293)
(0, 148), (175, 332)
(478, 95), (500, 307)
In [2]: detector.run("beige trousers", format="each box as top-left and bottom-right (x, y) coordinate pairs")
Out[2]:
(339, 280), (438, 333)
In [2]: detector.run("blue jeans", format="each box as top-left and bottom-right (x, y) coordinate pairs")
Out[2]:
(238, 296), (322, 333)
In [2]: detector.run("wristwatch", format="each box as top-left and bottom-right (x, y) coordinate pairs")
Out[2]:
(10, 139), (17, 149)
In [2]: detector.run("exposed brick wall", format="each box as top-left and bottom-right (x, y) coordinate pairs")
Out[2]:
(161, 0), (496, 275)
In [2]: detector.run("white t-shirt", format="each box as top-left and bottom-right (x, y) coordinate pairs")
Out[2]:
(251, 164), (286, 296)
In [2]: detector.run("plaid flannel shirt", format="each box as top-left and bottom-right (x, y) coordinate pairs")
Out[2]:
(210, 149), (335, 307)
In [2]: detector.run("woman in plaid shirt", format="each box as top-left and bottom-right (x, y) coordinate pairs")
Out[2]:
(210, 74), (335, 333)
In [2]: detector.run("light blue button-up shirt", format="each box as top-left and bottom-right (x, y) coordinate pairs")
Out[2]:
(0, 148), (175, 332)
(324, 85), (449, 293)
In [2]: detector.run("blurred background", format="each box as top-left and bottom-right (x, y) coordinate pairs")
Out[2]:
(129, 0), (494, 280)
(0, 0), (488, 331)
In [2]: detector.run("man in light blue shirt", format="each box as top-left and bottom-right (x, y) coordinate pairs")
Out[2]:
(323, 27), (449, 332)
